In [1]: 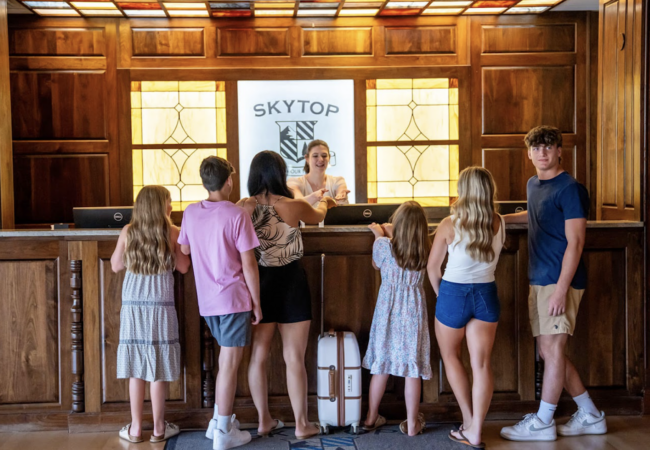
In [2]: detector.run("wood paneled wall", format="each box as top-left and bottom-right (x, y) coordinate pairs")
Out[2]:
(596, 0), (644, 220)
(7, 19), (119, 225)
(6, 12), (596, 224)
(0, 0), (14, 228)
(472, 14), (596, 204)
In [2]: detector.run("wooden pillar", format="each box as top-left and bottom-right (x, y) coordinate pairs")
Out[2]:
(70, 259), (85, 412)
(202, 319), (215, 408)
(0, 0), (15, 229)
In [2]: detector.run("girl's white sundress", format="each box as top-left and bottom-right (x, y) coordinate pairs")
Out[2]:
(116, 270), (180, 382)
(362, 237), (432, 380)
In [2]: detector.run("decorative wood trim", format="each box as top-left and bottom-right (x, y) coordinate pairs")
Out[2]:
(354, 79), (367, 203)
(202, 319), (215, 408)
(117, 69), (133, 206)
(302, 27), (373, 57)
(225, 80), (241, 201)
(535, 348), (543, 401)
(9, 56), (107, 71)
(0, 0), (15, 229)
(385, 26), (456, 55)
(81, 240), (101, 413)
(70, 257), (84, 413)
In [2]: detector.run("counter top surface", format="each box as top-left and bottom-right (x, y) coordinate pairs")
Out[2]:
(0, 221), (642, 237)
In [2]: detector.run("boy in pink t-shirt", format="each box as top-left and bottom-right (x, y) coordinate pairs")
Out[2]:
(177, 156), (261, 450)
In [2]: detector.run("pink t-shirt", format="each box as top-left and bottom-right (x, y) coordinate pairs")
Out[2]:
(177, 200), (259, 317)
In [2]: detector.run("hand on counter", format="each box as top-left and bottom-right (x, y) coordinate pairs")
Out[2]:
(380, 223), (394, 239)
(368, 222), (385, 238)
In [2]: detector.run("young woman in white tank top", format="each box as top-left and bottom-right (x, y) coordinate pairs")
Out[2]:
(427, 167), (505, 448)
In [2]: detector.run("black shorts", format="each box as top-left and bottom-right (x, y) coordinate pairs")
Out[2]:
(259, 260), (312, 324)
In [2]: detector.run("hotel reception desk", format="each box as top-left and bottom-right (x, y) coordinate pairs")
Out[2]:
(0, 222), (645, 432)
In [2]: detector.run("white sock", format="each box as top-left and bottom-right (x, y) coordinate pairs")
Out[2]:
(537, 400), (557, 425)
(573, 391), (600, 417)
(217, 414), (232, 433)
(213, 404), (219, 420)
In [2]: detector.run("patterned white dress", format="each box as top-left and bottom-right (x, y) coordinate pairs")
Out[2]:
(116, 270), (181, 382)
(362, 237), (432, 380)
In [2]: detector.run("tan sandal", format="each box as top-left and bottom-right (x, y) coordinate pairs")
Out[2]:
(259, 419), (285, 438)
(399, 413), (426, 435)
(295, 422), (322, 440)
(149, 421), (180, 443)
(362, 415), (387, 431)
(119, 424), (143, 443)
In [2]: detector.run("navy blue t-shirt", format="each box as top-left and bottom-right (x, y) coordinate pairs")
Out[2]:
(527, 171), (589, 289)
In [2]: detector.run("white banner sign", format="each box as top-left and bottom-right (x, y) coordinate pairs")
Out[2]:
(237, 80), (355, 202)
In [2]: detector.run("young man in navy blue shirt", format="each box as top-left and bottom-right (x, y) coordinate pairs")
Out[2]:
(500, 126), (607, 442)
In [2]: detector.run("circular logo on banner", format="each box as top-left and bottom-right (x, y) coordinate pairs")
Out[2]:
(114, 212), (124, 222)
(363, 209), (372, 218)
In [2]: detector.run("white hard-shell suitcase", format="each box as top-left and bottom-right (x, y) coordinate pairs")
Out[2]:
(316, 254), (362, 435)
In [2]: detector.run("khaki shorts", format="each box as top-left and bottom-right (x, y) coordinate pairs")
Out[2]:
(528, 285), (584, 337)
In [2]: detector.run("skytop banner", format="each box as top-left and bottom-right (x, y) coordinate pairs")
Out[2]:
(238, 80), (356, 202)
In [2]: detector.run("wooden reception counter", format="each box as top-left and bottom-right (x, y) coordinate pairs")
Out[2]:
(0, 222), (645, 432)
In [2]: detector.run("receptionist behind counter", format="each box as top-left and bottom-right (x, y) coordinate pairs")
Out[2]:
(287, 139), (350, 206)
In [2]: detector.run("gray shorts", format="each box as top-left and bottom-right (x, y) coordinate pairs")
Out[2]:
(204, 311), (252, 347)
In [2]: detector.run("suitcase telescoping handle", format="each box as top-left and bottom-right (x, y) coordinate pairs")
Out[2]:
(320, 253), (325, 337)
(321, 253), (335, 338)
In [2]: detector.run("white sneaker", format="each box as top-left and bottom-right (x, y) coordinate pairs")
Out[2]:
(557, 408), (607, 436)
(206, 415), (241, 439)
(213, 426), (252, 450)
(500, 413), (557, 442)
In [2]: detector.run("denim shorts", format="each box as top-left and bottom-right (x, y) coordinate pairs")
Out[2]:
(204, 311), (252, 347)
(435, 280), (500, 329)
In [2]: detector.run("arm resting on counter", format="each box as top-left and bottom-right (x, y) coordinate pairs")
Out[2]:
(427, 217), (453, 295)
(503, 210), (528, 224)
(368, 223), (385, 270)
(110, 226), (128, 273)
(171, 226), (191, 274)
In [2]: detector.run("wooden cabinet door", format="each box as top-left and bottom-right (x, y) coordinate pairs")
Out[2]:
(597, 0), (643, 220)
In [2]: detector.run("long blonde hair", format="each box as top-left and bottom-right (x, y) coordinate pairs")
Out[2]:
(125, 186), (176, 275)
(451, 167), (498, 263)
(390, 201), (431, 271)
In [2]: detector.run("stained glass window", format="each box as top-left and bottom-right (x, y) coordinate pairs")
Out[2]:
(367, 79), (459, 206)
(131, 81), (228, 211)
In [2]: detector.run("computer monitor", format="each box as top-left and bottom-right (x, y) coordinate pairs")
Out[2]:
(73, 207), (133, 228)
(323, 203), (401, 226)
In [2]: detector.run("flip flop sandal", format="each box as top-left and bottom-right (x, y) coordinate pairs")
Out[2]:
(259, 419), (285, 437)
(399, 417), (426, 436)
(362, 415), (387, 431)
(448, 429), (486, 448)
(295, 422), (322, 440)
